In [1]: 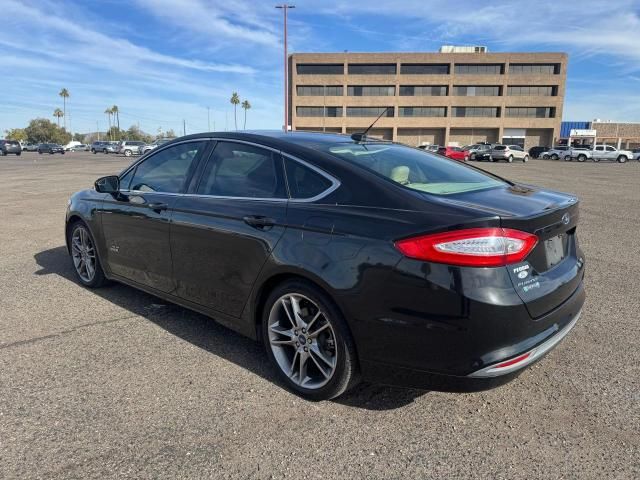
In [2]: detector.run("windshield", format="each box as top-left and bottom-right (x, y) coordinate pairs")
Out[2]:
(322, 143), (505, 195)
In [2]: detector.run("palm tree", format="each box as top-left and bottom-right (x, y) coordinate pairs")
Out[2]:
(104, 108), (113, 140)
(53, 108), (64, 127)
(230, 92), (240, 130)
(59, 88), (69, 130)
(111, 105), (120, 132)
(241, 100), (251, 129)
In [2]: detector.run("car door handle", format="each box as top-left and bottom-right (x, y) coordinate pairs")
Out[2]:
(147, 202), (168, 212)
(243, 215), (275, 229)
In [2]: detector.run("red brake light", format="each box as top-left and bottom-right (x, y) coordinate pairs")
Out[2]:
(394, 228), (538, 267)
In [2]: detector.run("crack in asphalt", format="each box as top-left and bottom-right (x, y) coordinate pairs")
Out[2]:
(0, 315), (140, 351)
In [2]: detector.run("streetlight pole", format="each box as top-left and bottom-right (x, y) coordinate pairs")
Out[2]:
(276, 4), (295, 132)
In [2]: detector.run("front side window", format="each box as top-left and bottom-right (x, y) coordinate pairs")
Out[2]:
(284, 158), (333, 199)
(321, 143), (505, 195)
(197, 142), (286, 199)
(129, 141), (204, 193)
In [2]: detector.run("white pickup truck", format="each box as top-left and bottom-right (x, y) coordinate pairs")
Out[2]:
(566, 145), (633, 163)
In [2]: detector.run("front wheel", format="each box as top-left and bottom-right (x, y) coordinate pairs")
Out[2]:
(124, 149), (132, 157)
(103, 149), (108, 154)
(577, 154), (587, 162)
(617, 155), (628, 163)
(92, 149), (96, 154)
(470, 153), (476, 161)
(507, 155), (514, 163)
(543, 154), (550, 159)
(262, 280), (360, 401)
(551, 154), (559, 160)
(564, 155), (572, 161)
(523, 155), (529, 162)
(69, 222), (107, 288)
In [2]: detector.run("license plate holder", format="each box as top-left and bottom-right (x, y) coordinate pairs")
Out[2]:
(545, 234), (565, 267)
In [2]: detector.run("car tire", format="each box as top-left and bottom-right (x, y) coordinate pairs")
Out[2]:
(507, 155), (514, 163)
(523, 155), (529, 162)
(564, 155), (572, 161)
(124, 149), (132, 157)
(577, 154), (587, 162)
(92, 149), (96, 154)
(38, 150), (42, 154)
(261, 279), (360, 401)
(470, 153), (476, 161)
(593, 157), (600, 162)
(16, 151), (21, 156)
(543, 154), (550, 159)
(103, 149), (108, 154)
(551, 154), (559, 160)
(68, 221), (107, 288)
(617, 155), (628, 163)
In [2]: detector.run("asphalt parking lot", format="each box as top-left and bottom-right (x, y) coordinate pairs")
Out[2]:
(1, 151), (638, 479)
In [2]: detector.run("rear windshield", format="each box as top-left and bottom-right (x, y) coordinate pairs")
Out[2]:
(321, 143), (505, 195)
(493, 145), (506, 150)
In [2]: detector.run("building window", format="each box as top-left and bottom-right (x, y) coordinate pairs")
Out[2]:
(399, 107), (447, 117)
(346, 107), (394, 117)
(454, 64), (503, 74)
(399, 85), (447, 96)
(505, 107), (555, 118)
(347, 85), (395, 96)
(296, 106), (343, 117)
(296, 64), (344, 75)
(509, 63), (560, 74)
(296, 85), (344, 96)
(347, 63), (396, 75)
(507, 85), (557, 96)
(452, 107), (500, 117)
(400, 64), (450, 74)
(453, 85), (501, 96)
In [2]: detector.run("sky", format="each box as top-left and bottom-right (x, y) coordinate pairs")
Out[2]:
(3, 0), (640, 135)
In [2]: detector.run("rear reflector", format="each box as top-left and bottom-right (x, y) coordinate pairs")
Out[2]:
(395, 227), (538, 267)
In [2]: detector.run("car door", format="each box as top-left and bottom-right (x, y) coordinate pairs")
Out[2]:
(592, 145), (604, 160)
(170, 140), (288, 317)
(604, 145), (617, 160)
(100, 140), (207, 293)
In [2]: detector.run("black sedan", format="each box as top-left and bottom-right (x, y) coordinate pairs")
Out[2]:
(65, 131), (585, 400)
(38, 143), (65, 154)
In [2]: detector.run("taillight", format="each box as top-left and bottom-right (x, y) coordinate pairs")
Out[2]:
(394, 227), (538, 267)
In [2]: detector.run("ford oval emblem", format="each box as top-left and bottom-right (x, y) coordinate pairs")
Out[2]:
(562, 213), (570, 225)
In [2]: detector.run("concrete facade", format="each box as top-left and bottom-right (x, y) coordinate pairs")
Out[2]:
(289, 52), (567, 150)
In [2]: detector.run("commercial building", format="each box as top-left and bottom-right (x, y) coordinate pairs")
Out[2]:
(288, 50), (567, 150)
(561, 121), (640, 149)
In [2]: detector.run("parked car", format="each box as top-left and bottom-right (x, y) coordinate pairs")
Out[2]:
(105, 142), (120, 154)
(590, 144), (633, 163)
(38, 143), (65, 154)
(528, 146), (549, 159)
(118, 140), (146, 157)
(464, 143), (494, 161)
(141, 138), (172, 154)
(490, 145), (529, 163)
(437, 146), (469, 161)
(545, 146), (571, 160)
(91, 141), (109, 154)
(633, 148), (640, 161)
(71, 144), (89, 152)
(64, 141), (82, 151)
(65, 132), (585, 399)
(0, 139), (22, 156)
(562, 147), (592, 162)
(24, 143), (39, 152)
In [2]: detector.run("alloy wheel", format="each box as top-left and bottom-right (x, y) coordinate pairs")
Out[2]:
(267, 293), (337, 389)
(71, 226), (96, 283)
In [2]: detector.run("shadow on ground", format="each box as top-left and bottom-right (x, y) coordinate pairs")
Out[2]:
(34, 246), (427, 410)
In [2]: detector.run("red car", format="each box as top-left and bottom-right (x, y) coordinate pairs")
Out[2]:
(437, 146), (469, 162)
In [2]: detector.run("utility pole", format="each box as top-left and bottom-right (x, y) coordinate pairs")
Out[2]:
(276, 4), (295, 132)
(207, 106), (211, 131)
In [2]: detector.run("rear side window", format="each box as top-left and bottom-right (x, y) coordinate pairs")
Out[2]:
(322, 143), (505, 195)
(284, 158), (333, 199)
(197, 142), (286, 198)
(494, 146), (506, 150)
(129, 141), (204, 193)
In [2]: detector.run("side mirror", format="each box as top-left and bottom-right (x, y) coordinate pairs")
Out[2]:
(95, 175), (120, 193)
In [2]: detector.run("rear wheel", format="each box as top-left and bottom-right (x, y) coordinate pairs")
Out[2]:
(577, 154), (587, 162)
(617, 155), (628, 163)
(551, 154), (559, 160)
(262, 280), (360, 400)
(470, 153), (476, 161)
(69, 222), (107, 288)
(564, 155), (572, 161)
(523, 155), (529, 162)
(124, 149), (132, 157)
(507, 155), (514, 163)
(543, 154), (550, 159)
(92, 149), (96, 154)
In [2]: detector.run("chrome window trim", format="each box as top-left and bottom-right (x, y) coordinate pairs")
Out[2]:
(116, 136), (341, 203)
